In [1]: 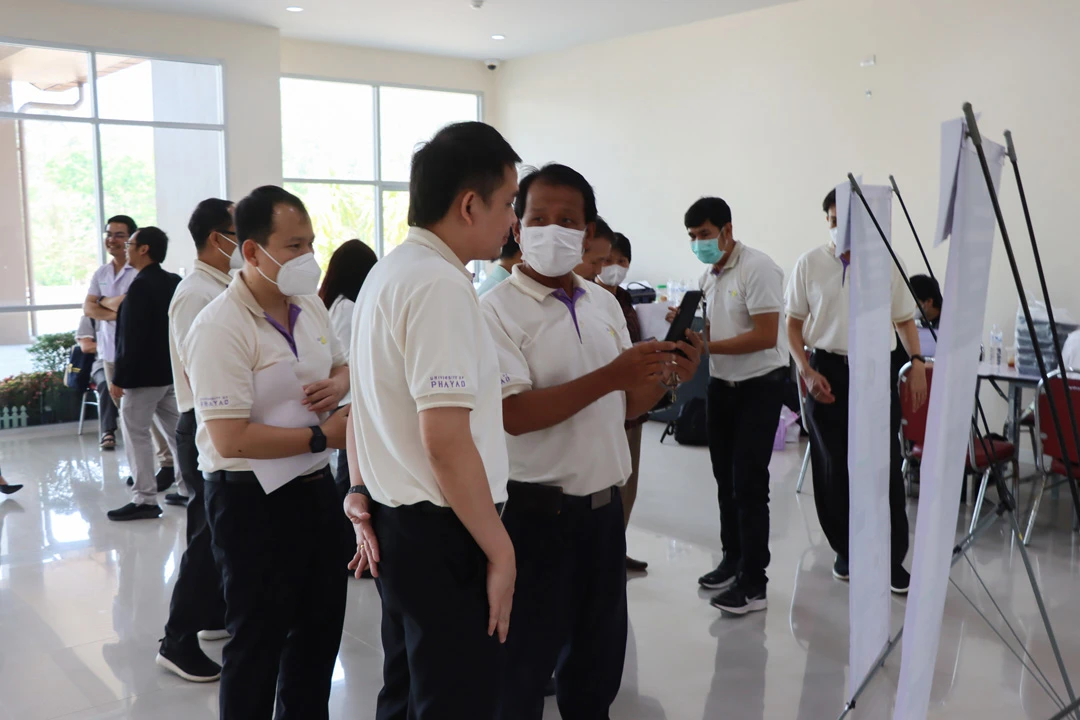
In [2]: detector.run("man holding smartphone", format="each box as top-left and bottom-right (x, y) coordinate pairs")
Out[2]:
(682, 196), (788, 616)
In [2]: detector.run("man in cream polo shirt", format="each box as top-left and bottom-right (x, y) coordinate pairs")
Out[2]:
(680, 196), (788, 617)
(185, 186), (350, 720)
(482, 163), (702, 720)
(155, 198), (238, 684)
(343, 122), (519, 720)
(785, 188), (927, 594)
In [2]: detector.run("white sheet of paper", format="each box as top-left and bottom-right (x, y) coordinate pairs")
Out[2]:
(247, 362), (332, 494)
(846, 184), (894, 719)
(893, 130), (1005, 720)
(834, 175), (862, 257)
(933, 116), (978, 247)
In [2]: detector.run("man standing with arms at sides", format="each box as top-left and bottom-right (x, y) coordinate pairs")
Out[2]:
(681, 196), (789, 616)
(482, 164), (703, 719)
(154, 198), (239, 682)
(84, 215), (176, 485)
(344, 122), (519, 720)
(186, 185), (350, 720)
(785, 189), (927, 593)
(106, 227), (182, 521)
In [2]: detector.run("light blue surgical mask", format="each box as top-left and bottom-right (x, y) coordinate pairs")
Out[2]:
(691, 238), (725, 265)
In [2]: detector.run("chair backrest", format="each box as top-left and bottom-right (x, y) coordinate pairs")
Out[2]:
(1036, 372), (1080, 466)
(898, 360), (935, 446)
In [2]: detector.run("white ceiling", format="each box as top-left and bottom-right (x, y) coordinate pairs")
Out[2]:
(65, 0), (795, 60)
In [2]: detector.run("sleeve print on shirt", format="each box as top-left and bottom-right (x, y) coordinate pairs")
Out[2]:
(428, 375), (468, 390)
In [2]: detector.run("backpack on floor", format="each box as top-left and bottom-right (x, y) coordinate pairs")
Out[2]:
(672, 397), (708, 447)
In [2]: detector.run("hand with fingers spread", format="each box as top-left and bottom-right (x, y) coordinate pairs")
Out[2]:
(606, 340), (678, 391)
(802, 368), (835, 404)
(344, 491), (380, 578)
(486, 549), (516, 643)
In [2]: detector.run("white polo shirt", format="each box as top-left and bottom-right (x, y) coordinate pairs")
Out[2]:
(86, 260), (137, 362)
(185, 272), (345, 475)
(700, 242), (789, 382)
(168, 260), (232, 414)
(481, 266), (633, 497)
(785, 243), (915, 354)
(348, 228), (509, 508)
(328, 295), (355, 406)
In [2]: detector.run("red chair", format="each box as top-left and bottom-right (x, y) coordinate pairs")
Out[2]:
(1024, 372), (1080, 545)
(897, 361), (1018, 534)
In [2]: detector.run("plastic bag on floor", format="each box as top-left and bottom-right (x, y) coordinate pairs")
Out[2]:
(774, 406), (800, 451)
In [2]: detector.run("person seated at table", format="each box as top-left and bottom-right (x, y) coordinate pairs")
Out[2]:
(909, 274), (942, 330)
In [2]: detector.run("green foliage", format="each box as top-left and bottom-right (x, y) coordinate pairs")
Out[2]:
(28, 332), (76, 373)
(0, 371), (64, 410)
(286, 182), (378, 270)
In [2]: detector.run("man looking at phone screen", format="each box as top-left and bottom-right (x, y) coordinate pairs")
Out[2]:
(680, 196), (788, 616)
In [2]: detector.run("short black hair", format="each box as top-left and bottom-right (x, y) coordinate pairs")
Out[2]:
(612, 232), (632, 263)
(235, 185), (309, 246)
(106, 215), (137, 235)
(319, 239), (378, 309)
(515, 164), (598, 224)
(499, 234), (521, 260)
(823, 189), (837, 214)
(408, 122), (521, 228)
(910, 274), (942, 309)
(134, 226), (168, 264)
(684, 197), (731, 231)
(188, 198), (233, 252)
(593, 217), (616, 244)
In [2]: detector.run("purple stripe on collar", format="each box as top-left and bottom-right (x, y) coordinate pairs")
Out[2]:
(264, 304), (303, 359)
(552, 287), (586, 343)
(840, 254), (850, 287)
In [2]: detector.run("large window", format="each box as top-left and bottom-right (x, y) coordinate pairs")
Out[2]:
(0, 42), (226, 379)
(281, 77), (481, 268)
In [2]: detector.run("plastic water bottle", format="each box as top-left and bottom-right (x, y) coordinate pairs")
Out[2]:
(990, 324), (1004, 367)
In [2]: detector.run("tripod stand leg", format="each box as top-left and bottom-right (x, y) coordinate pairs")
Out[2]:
(970, 469), (991, 535)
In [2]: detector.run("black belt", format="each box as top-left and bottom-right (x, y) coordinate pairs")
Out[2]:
(205, 467), (330, 485)
(507, 480), (615, 515)
(376, 500), (505, 515)
(812, 349), (849, 365)
(715, 365), (788, 388)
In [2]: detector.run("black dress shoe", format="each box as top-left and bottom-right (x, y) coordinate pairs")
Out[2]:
(107, 502), (163, 521)
(164, 493), (189, 507)
(626, 556), (649, 572)
(0, 484), (23, 495)
(157, 639), (221, 682)
(156, 466), (176, 493)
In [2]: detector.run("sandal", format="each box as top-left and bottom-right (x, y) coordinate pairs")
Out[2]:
(100, 432), (116, 451)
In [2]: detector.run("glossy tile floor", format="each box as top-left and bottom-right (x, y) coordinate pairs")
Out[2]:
(2, 423), (1080, 719)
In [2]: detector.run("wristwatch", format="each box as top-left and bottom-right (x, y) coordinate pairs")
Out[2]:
(346, 485), (371, 498)
(910, 354), (927, 365)
(309, 425), (327, 453)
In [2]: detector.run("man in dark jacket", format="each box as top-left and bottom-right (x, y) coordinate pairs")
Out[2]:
(108, 226), (183, 521)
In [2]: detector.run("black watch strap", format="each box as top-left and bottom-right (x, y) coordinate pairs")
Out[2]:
(910, 354), (927, 364)
(346, 485), (371, 498)
(309, 425), (327, 454)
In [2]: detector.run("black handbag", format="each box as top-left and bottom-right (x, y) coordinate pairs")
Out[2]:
(626, 282), (656, 305)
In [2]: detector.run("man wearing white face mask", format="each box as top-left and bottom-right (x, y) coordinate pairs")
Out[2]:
(184, 185), (350, 719)
(680, 196), (788, 617)
(155, 198), (236, 683)
(482, 164), (704, 719)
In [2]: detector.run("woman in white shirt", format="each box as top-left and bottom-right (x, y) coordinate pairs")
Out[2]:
(318, 239), (378, 492)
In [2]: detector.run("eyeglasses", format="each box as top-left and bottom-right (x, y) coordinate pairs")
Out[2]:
(124, 241), (138, 248)
(103, 233), (129, 241)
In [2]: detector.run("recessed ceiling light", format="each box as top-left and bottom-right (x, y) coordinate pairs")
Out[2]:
(286, 6), (304, 12)
(491, 34), (506, 40)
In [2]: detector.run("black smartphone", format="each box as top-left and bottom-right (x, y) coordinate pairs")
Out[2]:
(665, 290), (703, 354)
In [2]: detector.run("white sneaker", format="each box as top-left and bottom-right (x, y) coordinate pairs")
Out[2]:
(197, 629), (230, 641)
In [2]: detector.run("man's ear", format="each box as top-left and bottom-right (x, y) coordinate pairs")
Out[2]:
(458, 190), (478, 227)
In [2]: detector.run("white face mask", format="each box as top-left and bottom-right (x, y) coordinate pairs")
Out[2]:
(598, 264), (628, 287)
(829, 226), (839, 246)
(218, 232), (244, 270)
(520, 224), (586, 277)
(256, 246), (322, 297)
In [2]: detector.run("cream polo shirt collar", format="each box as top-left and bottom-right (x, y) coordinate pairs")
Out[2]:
(508, 264), (590, 303)
(405, 227), (472, 280)
(193, 259), (232, 288)
(710, 241), (744, 276)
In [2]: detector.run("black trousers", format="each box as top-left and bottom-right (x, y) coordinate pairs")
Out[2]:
(706, 368), (786, 590)
(373, 502), (505, 720)
(162, 410), (226, 650)
(497, 486), (627, 720)
(206, 467), (348, 720)
(804, 350), (909, 565)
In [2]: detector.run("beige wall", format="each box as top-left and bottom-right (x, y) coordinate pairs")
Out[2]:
(493, 0), (1080, 354)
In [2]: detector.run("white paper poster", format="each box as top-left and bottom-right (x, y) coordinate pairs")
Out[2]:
(846, 183), (895, 716)
(893, 125), (1005, 720)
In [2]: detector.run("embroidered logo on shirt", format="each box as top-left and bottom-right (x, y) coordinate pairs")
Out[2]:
(729, 289), (739, 298)
(199, 396), (230, 408)
(607, 327), (617, 339)
(500, 373), (511, 386)
(319, 336), (327, 345)
(429, 375), (467, 390)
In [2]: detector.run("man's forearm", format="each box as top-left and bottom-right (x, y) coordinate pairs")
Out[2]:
(346, 412), (364, 487)
(206, 420), (319, 460)
(708, 328), (774, 356)
(626, 382), (667, 419)
(502, 367), (617, 436)
(100, 295), (124, 313)
(83, 298), (116, 321)
(895, 319), (922, 358)
(330, 364), (350, 398)
(787, 318), (811, 374)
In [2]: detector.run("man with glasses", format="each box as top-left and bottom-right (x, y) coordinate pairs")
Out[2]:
(107, 227), (183, 521)
(84, 215), (177, 488)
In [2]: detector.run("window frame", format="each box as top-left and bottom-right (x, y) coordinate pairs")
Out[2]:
(0, 36), (227, 327)
(280, 74), (484, 260)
